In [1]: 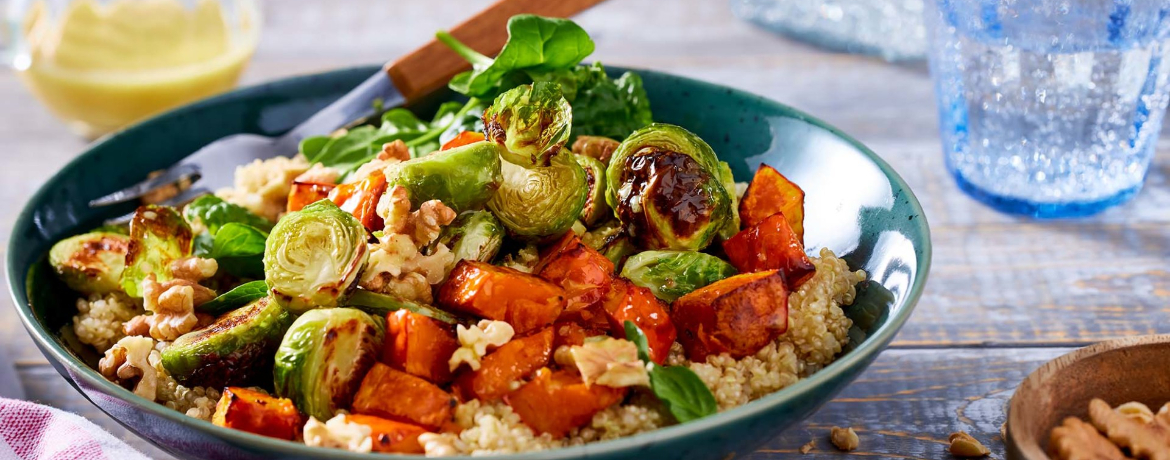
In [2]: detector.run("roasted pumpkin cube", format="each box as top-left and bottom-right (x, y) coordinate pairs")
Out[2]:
(211, 387), (301, 441)
(602, 279), (677, 364)
(352, 363), (456, 430)
(385, 309), (461, 384)
(287, 181), (336, 213)
(672, 270), (788, 361)
(722, 212), (815, 289)
(453, 327), (554, 401)
(552, 320), (609, 350)
(505, 368), (627, 438)
(537, 233), (615, 315)
(438, 260), (566, 333)
(440, 131), (486, 151)
(344, 414), (427, 454)
(328, 170), (388, 231)
(739, 164), (805, 241)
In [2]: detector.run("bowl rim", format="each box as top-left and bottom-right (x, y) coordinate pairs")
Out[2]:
(7, 64), (932, 460)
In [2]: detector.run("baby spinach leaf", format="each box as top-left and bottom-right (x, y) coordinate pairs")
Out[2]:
(623, 320), (653, 364)
(557, 63), (653, 141)
(648, 365), (718, 423)
(197, 280), (268, 315)
(303, 125), (384, 180)
(210, 223), (268, 278)
(299, 136), (330, 159)
(184, 195), (272, 234)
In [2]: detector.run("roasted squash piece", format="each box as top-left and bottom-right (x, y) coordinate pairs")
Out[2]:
(601, 279), (677, 364)
(552, 320), (607, 350)
(739, 164), (805, 241)
(211, 387), (301, 441)
(352, 363), (456, 430)
(385, 309), (461, 384)
(344, 414), (427, 454)
(453, 327), (554, 401)
(328, 170), (388, 231)
(672, 270), (788, 361)
(505, 368), (627, 438)
(440, 131), (486, 151)
(438, 260), (566, 333)
(536, 233), (615, 315)
(721, 212), (815, 289)
(287, 181), (336, 213)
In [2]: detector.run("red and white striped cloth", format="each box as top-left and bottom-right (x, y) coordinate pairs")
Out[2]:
(0, 398), (149, 460)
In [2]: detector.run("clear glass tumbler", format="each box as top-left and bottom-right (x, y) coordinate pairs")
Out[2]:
(924, 0), (1170, 217)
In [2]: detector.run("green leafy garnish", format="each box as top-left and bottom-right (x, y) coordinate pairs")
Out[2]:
(623, 320), (718, 423)
(209, 223), (268, 278)
(184, 195), (272, 234)
(196, 280), (268, 315)
(557, 63), (653, 141)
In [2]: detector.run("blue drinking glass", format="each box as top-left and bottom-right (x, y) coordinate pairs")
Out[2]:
(925, 0), (1170, 217)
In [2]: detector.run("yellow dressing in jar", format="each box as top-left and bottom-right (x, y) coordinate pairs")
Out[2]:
(14, 0), (259, 138)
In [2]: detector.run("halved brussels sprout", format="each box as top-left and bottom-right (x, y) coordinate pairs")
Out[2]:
(621, 250), (738, 302)
(121, 206), (193, 297)
(385, 141), (502, 212)
(433, 211), (504, 264)
(716, 161), (741, 240)
(273, 308), (382, 420)
(482, 82), (572, 167)
(161, 296), (291, 388)
(582, 219), (636, 266)
(263, 200), (369, 313)
(49, 231), (129, 295)
(604, 124), (732, 251)
(488, 151), (587, 240)
(574, 154), (610, 226)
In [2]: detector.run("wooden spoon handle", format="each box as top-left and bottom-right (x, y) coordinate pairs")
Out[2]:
(385, 0), (607, 103)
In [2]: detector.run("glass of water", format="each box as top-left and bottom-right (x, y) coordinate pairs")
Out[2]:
(924, 0), (1170, 217)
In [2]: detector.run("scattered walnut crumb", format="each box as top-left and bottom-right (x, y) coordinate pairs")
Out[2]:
(829, 426), (859, 452)
(379, 139), (411, 162)
(948, 432), (990, 458)
(1088, 398), (1170, 460)
(799, 439), (815, 454)
(1049, 416), (1127, 460)
(1115, 401), (1156, 424)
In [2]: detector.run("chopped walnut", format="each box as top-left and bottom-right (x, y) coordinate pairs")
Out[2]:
(569, 337), (649, 388)
(1088, 398), (1170, 460)
(99, 336), (157, 400)
(349, 143), (409, 183)
(1116, 401), (1156, 424)
(1049, 417), (1128, 460)
(449, 320), (515, 372)
(379, 140), (411, 162)
(141, 276), (216, 341)
(377, 186), (456, 247)
(829, 426), (859, 452)
(295, 163), (341, 185)
(799, 439), (815, 454)
(948, 432), (990, 457)
(1159, 403), (1170, 426)
(361, 235), (455, 304)
(123, 315), (150, 337)
(169, 257), (218, 282)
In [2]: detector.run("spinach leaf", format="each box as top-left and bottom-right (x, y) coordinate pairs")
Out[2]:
(566, 64), (654, 141)
(299, 136), (330, 159)
(197, 280), (268, 315)
(302, 126), (384, 180)
(648, 365), (718, 423)
(623, 320), (653, 364)
(185, 195), (272, 234)
(437, 14), (594, 98)
(210, 223), (268, 278)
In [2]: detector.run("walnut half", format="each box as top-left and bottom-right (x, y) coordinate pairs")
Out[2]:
(98, 336), (157, 400)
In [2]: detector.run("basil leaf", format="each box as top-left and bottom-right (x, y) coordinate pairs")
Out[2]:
(197, 280), (268, 315)
(210, 223), (268, 278)
(623, 320), (652, 364)
(648, 365), (718, 423)
(185, 195), (272, 235)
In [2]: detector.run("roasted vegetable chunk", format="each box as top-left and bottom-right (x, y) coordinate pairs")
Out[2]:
(488, 151), (587, 240)
(264, 200), (369, 313)
(433, 211), (504, 265)
(384, 141), (502, 213)
(601, 279), (676, 364)
(721, 212), (815, 289)
(212, 387), (301, 441)
(344, 414), (427, 454)
(49, 231), (129, 295)
(672, 270), (788, 361)
(287, 182), (335, 213)
(453, 327), (554, 401)
(274, 308), (382, 420)
(352, 363), (456, 430)
(739, 164), (805, 241)
(162, 296), (291, 388)
(440, 131), (485, 151)
(439, 260), (565, 333)
(328, 170), (388, 231)
(574, 153), (610, 226)
(482, 82), (572, 167)
(385, 309), (461, 384)
(121, 205), (193, 297)
(536, 234), (614, 315)
(620, 250), (737, 302)
(505, 368), (626, 438)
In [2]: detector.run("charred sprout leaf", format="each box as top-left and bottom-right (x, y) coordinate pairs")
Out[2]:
(385, 141), (502, 212)
(482, 82), (572, 167)
(434, 211), (505, 265)
(197, 280), (269, 315)
(273, 308), (382, 420)
(121, 206), (193, 297)
(161, 296), (292, 388)
(263, 200), (369, 313)
(624, 320), (717, 423)
(344, 289), (458, 324)
(184, 195), (273, 234)
(605, 124), (732, 251)
(488, 151), (587, 240)
(49, 232), (129, 295)
(210, 223), (268, 279)
(621, 250), (737, 302)
(573, 153), (609, 226)
(437, 14), (594, 99)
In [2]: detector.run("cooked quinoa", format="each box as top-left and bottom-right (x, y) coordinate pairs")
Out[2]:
(73, 292), (142, 352)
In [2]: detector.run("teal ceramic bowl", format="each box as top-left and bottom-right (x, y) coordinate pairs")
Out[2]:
(8, 66), (930, 460)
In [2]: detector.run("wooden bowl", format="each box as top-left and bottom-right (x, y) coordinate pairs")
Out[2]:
(1006, 334), (1170, 460)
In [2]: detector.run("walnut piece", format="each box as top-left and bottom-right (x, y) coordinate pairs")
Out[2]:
(98, 336), (157, 400)
(799, 439), (815, 454)
(122, 315), (150, 337)
(141, 276), (216, 341)
(449, 320), (515, 372)
(379, 140), (411, 162)
(1116, 401), (1156, 424)
(1049, 416), (1128, 460)
(569, 337), (649, 388)
(169, 257), (218, 282)
(1088, 398), (1170, 460)
(947, 432), (989, 457)
(829, 426), (859, 452)
(377, 185), (457, 247)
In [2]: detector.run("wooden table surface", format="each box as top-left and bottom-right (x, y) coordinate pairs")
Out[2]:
(2, 1), (1168, 458)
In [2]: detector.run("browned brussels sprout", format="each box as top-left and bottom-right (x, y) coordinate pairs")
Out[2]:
(482, 82), (572, 167)
(49, 231), (129, 295)
(121, 206), (193, 297)
(573, 153), (610, 226)
(488, 151), (587, 240)
(161, 296), (292, 388)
